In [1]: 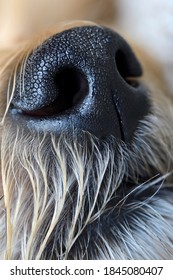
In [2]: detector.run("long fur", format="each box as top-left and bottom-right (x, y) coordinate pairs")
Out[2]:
(1, 100), (173, 259)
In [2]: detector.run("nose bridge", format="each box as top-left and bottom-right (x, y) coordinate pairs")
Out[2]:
(40, 26), (117, 92)
(45, 26), (141, 86)
(12, 26), (150, 142)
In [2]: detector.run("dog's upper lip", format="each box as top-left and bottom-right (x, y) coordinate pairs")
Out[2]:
(11, 26), (150, 142)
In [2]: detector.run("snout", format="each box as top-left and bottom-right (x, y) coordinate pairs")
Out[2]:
(12, 26), (150, 142)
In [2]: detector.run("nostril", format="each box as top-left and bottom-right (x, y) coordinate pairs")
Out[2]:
(15, 68), (89, 117)
(54, 68), (89, 111)
(31, 68), (89, 117)
(115, 49), (141, 88)
(116, 50), (130, 78)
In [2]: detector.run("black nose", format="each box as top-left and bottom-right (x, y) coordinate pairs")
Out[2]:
(12, 26), (150, 142)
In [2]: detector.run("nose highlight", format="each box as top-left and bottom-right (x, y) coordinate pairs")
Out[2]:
(12, 26), (150, 142)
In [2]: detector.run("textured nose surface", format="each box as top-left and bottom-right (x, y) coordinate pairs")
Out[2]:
(12, 26), (150, 142)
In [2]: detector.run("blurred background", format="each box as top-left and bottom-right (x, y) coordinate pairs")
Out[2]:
(0, 0), (173, 90)
(116, 0), (173, 91)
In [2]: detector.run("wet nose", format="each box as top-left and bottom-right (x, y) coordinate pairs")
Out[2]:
(12, 26), (150, 142)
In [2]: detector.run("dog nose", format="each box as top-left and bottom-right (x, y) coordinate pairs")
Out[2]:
(12, 26), (150, 142)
